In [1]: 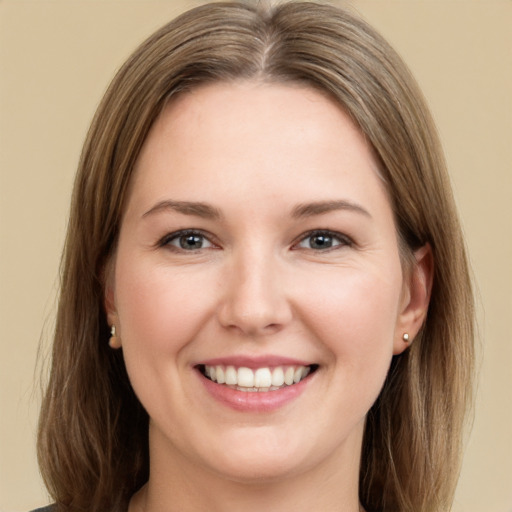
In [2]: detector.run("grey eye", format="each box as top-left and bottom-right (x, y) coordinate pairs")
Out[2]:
(297, 231), (350, 250)
(308, 233), (335, 249)
(179, 234), (205, 250)
(165, 231), (214, 251)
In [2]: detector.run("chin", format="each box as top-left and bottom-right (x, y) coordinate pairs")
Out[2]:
(212, 454), (306, 484)
(197, 427), (319, 484)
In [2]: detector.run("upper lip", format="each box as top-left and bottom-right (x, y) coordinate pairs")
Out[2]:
(195, 355), (314, 369)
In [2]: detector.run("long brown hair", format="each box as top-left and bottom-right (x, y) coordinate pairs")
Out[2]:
(38, 2), (474, 511)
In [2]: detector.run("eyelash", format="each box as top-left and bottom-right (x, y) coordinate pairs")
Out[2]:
(158, 229), (353, 253)
(158, 229), (217, 252)
(293, 229), (353, 251)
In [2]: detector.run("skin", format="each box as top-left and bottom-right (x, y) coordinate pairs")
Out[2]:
(106, 81), (432, 512)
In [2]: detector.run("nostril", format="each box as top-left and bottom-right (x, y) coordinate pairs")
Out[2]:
(216, 272), (293, 335)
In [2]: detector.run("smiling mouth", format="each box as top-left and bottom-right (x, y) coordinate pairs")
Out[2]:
(197, 364), (318, 392)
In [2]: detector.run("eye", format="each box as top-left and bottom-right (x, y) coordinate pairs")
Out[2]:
(160, 230), (215, 251)
(295, 230), (352, 251)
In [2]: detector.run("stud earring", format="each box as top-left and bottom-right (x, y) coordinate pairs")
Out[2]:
(403, 333), (410, 342)
(109, 325), (121, 349)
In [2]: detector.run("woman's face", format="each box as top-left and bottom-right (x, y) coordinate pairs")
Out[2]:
(107, 82), (424, 483)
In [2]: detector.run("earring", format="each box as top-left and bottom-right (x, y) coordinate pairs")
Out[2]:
(403, 333), (410, 342)
(109, 325), (121, 349)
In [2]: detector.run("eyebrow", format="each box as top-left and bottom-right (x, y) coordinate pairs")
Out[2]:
(292, 200), (372, 219)
(142, 200), (222, 220)
(142, 198), (370, 221)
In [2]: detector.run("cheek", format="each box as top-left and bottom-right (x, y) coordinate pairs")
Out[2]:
(112, 254), (222, 421)
(113, 255), (217, 357)
(298, 262), (402, 372)
(287, 260), (404, 442)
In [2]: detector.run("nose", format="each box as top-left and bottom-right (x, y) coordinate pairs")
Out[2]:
(217, 248), (293, 337)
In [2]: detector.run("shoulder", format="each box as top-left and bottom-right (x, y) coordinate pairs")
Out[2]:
(30, 506), (56, 512)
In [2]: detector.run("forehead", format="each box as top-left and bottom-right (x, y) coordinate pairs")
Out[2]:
(127, 81), (389, 218)
(155, 81), (366, 152)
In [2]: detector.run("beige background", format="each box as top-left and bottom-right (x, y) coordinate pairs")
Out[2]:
(1, 1), (511, 511)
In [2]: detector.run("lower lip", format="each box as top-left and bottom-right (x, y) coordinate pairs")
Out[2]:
(197, 370), (312, 412)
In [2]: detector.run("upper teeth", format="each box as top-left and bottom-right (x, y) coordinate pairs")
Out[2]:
(204, 365), (311, 390)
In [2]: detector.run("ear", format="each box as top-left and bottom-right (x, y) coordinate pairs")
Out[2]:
(104, 262), (122, 350)
(393, 244), (433, 355)
(103, 259), (120, 345)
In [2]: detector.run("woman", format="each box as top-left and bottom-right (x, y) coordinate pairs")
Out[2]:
(36, 2), (474, 511)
